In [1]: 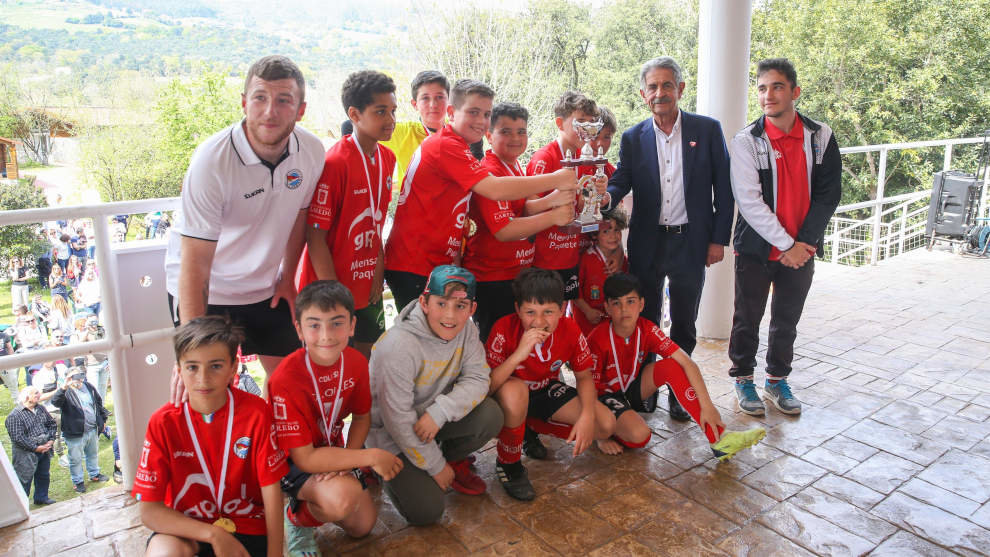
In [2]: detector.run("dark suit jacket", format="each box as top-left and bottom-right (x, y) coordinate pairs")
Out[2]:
(607, 110), (733, 273)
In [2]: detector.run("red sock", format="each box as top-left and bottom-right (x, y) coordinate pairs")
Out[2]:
(652, 359), (724, 443)
(526, 417), (573, 440)
(614, 434), (650, 449)
(497, 424), (525, 464)
(286, 500), (323, 527)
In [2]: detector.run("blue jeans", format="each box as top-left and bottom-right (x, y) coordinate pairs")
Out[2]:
(65, 429), (100, 485)
(87, 361), (109, 401)
(22, 450), (51, 503)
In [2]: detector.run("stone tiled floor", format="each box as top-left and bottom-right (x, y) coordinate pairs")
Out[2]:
(3, 248), (990, 556)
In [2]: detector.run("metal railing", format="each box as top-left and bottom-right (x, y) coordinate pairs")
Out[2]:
(826, 136), (989, 265)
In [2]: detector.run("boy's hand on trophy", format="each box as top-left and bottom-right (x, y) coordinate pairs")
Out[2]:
(551, 167), (578, 192)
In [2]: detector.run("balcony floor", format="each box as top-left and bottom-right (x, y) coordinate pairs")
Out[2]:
(3, 248), (990, 556)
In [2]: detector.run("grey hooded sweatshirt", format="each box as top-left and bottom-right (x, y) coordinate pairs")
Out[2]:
(366, 300), (491, 476)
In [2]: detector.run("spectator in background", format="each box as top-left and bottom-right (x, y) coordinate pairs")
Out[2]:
(75, 266), (102, 320)
(65, 255), (82, 289)
(9, 257), (30, 310)
(4, 386), (58, 505)
(48, 264), (69, 304)
(49, 296), (74, 345)
(31, 355), (67, 406)
(52, 369), (109, 493)
(144, 212), (161, 239)
(1, 329), (17, 403)
(35, 240), (52, 295)
(70, 229), (88, 269)
(53, 232), (71, 272)
(84, 222), (96, 259)
(30, 294), (52, 338)
(14, 312), (45, 352)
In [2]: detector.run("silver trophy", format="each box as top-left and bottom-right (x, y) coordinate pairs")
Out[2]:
(560, 119), (608, 233)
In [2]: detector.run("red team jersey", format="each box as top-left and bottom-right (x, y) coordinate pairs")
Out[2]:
(486, 313), (594, 390)
(299, 136), (395, 309)
(573, 247), (629, 335)
(385, 124), (491, 276)
(527, 140), (616, 270)
(587, 317), (680, 395)
(132, 389), (288, 535)
(269, 347), (372, 450)
(463, 151), (534, 281)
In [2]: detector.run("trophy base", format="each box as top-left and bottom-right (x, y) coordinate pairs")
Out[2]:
(559, 218), (601, 234)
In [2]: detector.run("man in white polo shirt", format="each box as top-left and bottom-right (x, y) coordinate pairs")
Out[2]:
(164, 55), (325, 374)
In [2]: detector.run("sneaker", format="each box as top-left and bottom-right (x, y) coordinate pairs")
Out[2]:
(74, 482), (86, 493)
(284, 503), (319, 557)
(90, 473), (109, 483)
(522, 427), (548, 460)
(34, 497), (56, 505)
(667, 391), (691, 422)
(764, 378), (802, 414)
(734, 379), (766, 416)
(495, 460), (535, 501)
(113, 466), (123, 484)
(449, 459), (486, 495)
(711, 427), (767, 461)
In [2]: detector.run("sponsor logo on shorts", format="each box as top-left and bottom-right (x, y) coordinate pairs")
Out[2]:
(286, 169), (303, 189)
(233, 437), (251, 459)
(549, 383), (570, 398)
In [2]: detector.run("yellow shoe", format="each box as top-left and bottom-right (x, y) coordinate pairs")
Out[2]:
(711, 427), (767, 461)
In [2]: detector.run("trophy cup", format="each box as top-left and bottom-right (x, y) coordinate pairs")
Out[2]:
(560, 119), (608, 234)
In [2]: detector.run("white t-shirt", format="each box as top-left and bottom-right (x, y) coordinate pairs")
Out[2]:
(164, 120), (325, 305)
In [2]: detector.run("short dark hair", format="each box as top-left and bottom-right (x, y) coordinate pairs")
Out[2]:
(490, 102), (529, 130)
(756, 58), (798, 89)
(410, 70), (450, 100)
(599, 106), (617, 132)
(295, 280), (355, 321)
(603, 272), (643, 301)
(553, 90), (598, 120)
(341, 70), (396, 114)
(173, 316), (243, 363)
(450, 79), (495, 109)
(244, 55), (306, 104)
(512, 267), (565, 308)
(603, 206), (628, 231)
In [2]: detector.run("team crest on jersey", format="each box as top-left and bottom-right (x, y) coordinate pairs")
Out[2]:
(533, 160), (546, 174)
(233, 437), (251, 459)
(590, 285), (600, 300)
(286, 169), (303, 189)
(550, 359), (563, 372)
(491, 333), (505, 354)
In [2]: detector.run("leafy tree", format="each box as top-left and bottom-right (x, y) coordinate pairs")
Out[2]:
(0, 177), (48, 267)
(78, 124), (178, 201)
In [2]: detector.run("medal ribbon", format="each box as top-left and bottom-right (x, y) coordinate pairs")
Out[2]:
(350, 135), (384, 239)
(183, 389), (234, 519)
(608, 324), (641, 393)
(304, 350), (346, 446)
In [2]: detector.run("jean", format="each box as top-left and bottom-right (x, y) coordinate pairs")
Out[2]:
(64, 429), (101, 485)
(87, 361), (109, 401)
(1, 368), (19, 402)
(11, 284), (29, 311)
(20, 450), (51, 503)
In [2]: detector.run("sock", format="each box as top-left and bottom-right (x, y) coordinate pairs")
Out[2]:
(497, 424), (525, 464)
(526, 417), (573, 440)
(286, 500), (323, 527)
(614, 434), (650, 449)
(767, 375), (782, 384)
(653, 358), (725, 444)
(735, 375), (755, 384)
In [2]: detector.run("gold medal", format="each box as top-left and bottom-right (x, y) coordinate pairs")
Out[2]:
(213, 517), (236, 534)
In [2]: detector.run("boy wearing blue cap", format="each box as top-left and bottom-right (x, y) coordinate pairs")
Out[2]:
(366, 265), (503, 525)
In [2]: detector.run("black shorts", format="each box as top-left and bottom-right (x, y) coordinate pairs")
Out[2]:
(280, 459), (369, 505)
(384, 270), (427, 313)
(168, 293), (301, 357)
(527, 380), (579, 421)
(354, 299), (386, 344)
(536, 265), (580, 300)
(474, 279), (516, 342)
(147, 531), (267, 557)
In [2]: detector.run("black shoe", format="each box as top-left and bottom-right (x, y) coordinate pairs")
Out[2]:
(496, 460), (535, 501)
(74, 482), (86, 493)
(522, 427), (548, 460)
(113, 466), (123, 484)
(34, 498), (56, 505)
(90, 473), (109, 483)
(668, 391), (691, 422)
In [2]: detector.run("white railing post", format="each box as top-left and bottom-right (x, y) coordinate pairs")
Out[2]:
(943, 144), (953, 171)
(870, 148), (888, 264)
(898, 201), (907, 255)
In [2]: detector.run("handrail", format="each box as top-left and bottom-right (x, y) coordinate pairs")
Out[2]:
(839, 136), (986, 154)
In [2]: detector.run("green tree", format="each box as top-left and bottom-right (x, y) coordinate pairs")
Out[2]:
(78, 124), (178, 201)
(0, 177), (48, 267)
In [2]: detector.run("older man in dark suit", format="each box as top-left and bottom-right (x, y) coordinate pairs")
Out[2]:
(605, 56), (733, 420)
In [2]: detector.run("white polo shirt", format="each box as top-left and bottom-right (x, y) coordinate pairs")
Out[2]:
(165, 120), (325, 305)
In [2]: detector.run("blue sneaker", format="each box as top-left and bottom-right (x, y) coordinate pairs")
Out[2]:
(284, 502), (319, 557)
(764, 378), (801, 414)
(734, 379), (765, 416)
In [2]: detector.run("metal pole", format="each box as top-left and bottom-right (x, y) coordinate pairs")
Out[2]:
(943, 144), (952, 171)
(870, 148), (888, 264)
(898, 202), (907, 255)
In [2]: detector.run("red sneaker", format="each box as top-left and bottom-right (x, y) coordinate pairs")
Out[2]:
(449, 459), (486, 495)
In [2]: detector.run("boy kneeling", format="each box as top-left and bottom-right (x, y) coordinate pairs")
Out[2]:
(135, 317), (287, 557)
(366, 265), (503, 525)
(486, 268), (615, 501)
(269, 281), (403, 555)
(588, 273), (765, 459)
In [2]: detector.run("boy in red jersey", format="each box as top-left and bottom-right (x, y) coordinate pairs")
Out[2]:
(384, 79), (584, 311)
(587, 272), (765, 458)
(268, 281), (403, 556)
(300, 71), (397, 357)
(464, 102), (576, 341)
(527, 91), (613, 300)
(485, 268), (614, 500)
(573, 209), (629, 336)
(135, 316), (287, 557)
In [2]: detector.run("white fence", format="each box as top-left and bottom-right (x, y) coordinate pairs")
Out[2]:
(825, 136), (989, 265)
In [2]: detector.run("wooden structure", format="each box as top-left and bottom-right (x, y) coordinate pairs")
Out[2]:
(0, 137), (18, 180)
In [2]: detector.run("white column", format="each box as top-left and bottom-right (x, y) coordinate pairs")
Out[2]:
(695, 0), (752, 339)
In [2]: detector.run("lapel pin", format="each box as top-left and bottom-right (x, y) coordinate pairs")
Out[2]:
(689, 141), (697, 147)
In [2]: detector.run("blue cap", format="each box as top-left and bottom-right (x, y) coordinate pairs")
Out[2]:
(424, 265), (477, 300)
